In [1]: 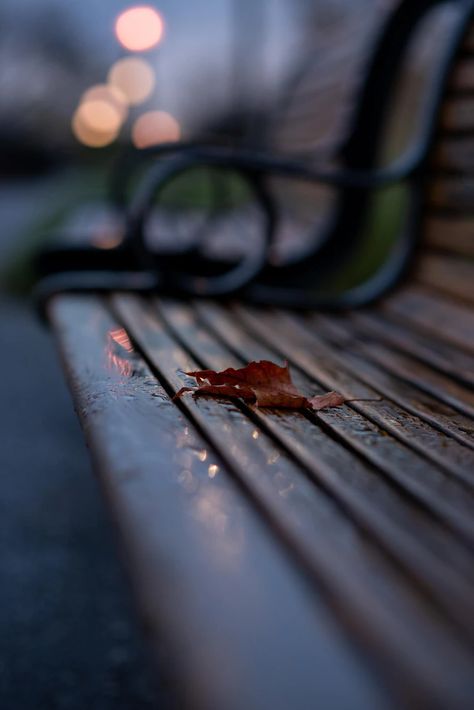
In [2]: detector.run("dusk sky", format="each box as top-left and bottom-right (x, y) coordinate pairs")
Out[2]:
(0, 0), (303, 139)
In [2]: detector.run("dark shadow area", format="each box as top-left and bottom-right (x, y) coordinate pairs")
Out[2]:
(0, 181), (161, 707)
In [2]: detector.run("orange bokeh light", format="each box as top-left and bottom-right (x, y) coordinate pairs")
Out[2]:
(132, 110), (181, 148)
(81, 84), (128, 122)
(108, 57), (155, 105)
(77, 99), (122, 133)
(91, 230), (125, 250)
(71, 110), (120, 148)
(115, 6), (164, 52)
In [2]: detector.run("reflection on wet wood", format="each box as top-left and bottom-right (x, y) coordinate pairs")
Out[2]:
(50, 295), (395, 710)
(234, 306), (474, 536)
(166, 299), (474, 601)
(46, 9), (474, 703)
(49, 289), (474, 709)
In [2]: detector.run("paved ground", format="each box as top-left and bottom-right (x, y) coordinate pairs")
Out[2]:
(0, 177), (164, 709)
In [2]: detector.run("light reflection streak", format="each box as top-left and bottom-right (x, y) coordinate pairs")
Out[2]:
(274, 471), (295, 499)
(109, 328), (133, 352)
(106, 328), (134, 376)
(208, 464), (219, 478)
(192, 487), (245, 567)
(176, 469), (198, 494)
(195, 495), (228, 535)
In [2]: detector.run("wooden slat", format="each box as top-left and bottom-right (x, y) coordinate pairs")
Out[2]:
(380, 286), (474, 354)
(324, 313), (474, 416)
(432, 137), (474, 174)
(188, 299), (474, 584)
(50, 295), (397, 710)
(299, 311), (474, 485)
(164, 299), (474, 596)
(428, 176), (474, 212)
(416, 253), (474, 303)
(348, 309), (474, 387)
(449, 58), (474, 92)
(423, 216), (474, 257)
(311, 314), (474, 448)
(45, 15), (474, 707)
(233, 305), (474, 541)
(461, 26), (474, 54)
(441, 98), (474, 133)
(109, 294), (474, 707)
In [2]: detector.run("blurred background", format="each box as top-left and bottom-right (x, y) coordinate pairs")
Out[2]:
(0, 1), (453, 707)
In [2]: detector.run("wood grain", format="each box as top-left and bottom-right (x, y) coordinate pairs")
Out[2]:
(44, 21), (474, 709)
(415, 253), (474, 304)
(107, 294), (474, 707)
(313, 314), (474, 435)
(349, 309), (474, 387)
(234, 305), (474, 535)
(171, 299), (474, 584)
(50, 295), (400, 710)
(380, 287), (474, 354)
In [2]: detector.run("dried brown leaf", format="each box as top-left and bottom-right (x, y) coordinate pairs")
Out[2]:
(175, 360), (349, 412)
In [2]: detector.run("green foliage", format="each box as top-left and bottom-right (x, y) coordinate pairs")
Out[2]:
(325, 184), (408, 292)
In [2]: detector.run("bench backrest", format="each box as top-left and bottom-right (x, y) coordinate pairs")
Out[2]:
(421, 21), (474, 305)
(269, 0), (474, 307)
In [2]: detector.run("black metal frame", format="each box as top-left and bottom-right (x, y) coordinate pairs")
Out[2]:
(36, 0), (474, 314)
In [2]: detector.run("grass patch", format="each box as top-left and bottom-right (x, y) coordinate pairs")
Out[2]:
(326, 184), (408, 292)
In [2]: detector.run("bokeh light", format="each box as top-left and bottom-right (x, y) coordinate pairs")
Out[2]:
(72, 83), (127, 148)
(91, 222), (125, 249)
(76, 99), (122, 133)
(132, 110), (181, 148)
(81, 84), (128, 123)
(108, 57), (155, 105)
(115, 6), (164, 52)
(71, 109), (120, 148)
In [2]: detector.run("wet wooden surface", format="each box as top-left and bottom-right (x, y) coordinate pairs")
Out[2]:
(49, 277), (474, 709)
(45, 22), (474, 709)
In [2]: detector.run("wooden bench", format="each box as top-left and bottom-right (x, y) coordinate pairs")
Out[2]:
(48, 272), (474, 710)
(45, 11), (474, 710)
